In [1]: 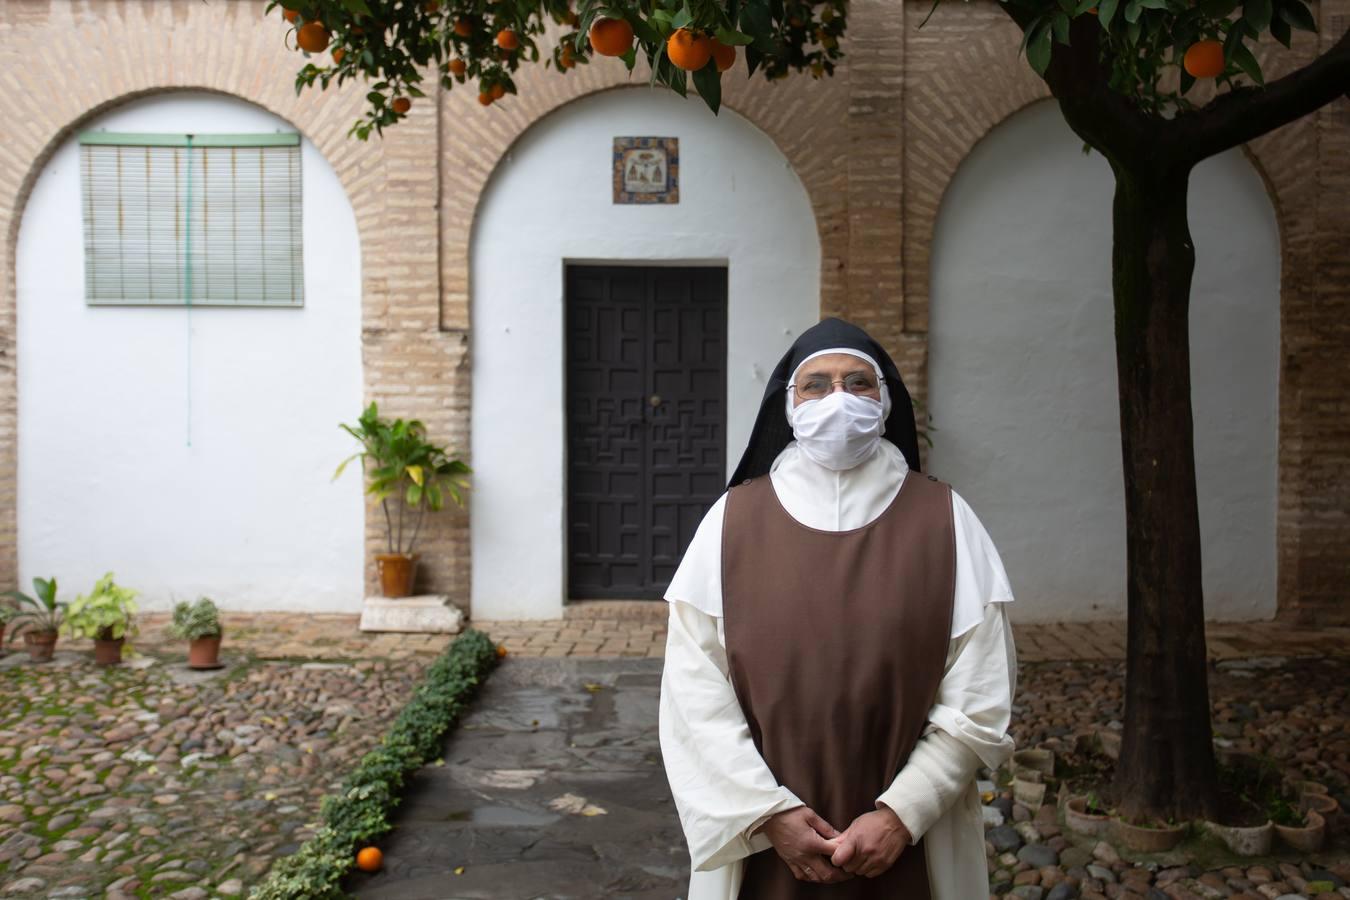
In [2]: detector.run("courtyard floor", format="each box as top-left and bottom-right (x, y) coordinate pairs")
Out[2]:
(0, 610), (1346, 898)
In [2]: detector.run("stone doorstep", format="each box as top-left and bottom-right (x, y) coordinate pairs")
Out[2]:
(358, 595), (465, 634)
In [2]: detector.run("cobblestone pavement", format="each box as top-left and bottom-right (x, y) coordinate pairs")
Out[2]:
(0, 608), (1345, 898)
(0, 641), (432, 898)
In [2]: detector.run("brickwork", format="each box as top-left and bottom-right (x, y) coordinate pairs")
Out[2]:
(0, 0), (1346, 621)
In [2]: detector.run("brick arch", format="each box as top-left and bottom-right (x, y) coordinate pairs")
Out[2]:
(900, 2), (1049, 337)
(436, 37), (850, 331)
(0, 0), (392, 588)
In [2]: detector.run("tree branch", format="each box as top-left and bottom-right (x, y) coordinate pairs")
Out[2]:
(994, 4), (1161, 168)
(1171, 25), (1350, 165)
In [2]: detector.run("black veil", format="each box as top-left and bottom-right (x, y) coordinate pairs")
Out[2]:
(727, 317), (921, 488)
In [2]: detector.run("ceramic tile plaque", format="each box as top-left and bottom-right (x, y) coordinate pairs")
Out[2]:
(613, 136), (679, 204)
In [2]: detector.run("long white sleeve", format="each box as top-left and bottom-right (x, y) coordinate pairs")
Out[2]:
(876, 601), (1018, 840)
(658, 598), (804, 871)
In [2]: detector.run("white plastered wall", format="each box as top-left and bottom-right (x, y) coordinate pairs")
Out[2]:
(16, 92), (364, 612)
(929, 100), (1280, 622)
(471, 87), (821, 620)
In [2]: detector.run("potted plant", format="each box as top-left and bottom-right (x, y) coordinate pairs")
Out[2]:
(1063, 792), (1112, 838)
(166, 597), (224, 669)
(64, 573), (139, 666)
(335, 402), (472, 598)
(1107, 813), (1189, 853)
(7, 577), (66, 663)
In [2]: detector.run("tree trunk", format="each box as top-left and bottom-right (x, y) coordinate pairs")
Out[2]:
(1108, 165), (1218, 822)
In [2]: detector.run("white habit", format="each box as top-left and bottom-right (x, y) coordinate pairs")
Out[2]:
(659, 439), (1018, 899)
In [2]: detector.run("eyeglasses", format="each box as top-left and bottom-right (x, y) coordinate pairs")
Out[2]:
(791, 372), (879, 400)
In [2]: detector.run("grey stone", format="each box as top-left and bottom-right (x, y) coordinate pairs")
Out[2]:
(987, 824), (1024, 853)
(1047, 884), (1080, 900)
(1018, 843), (1060, 867)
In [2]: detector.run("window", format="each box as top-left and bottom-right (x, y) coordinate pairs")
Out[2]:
(79, 132), (304, 307)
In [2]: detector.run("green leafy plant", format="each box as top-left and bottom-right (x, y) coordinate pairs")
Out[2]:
(7, 577), (66, 637)
(64, 573), (139, 643)
(0, 600), (17, 625)
(165, 597), (223, 641)
(335, 402), (472, 557)
(250, 629), (499, 899)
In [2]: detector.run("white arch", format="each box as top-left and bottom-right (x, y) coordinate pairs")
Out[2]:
(928, 100), (1280, 622)
(470, 88), (821, 620)
(16, 92), (364, 612)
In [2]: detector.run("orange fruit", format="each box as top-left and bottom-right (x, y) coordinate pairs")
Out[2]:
(478, 91), (493, 106)
(355, 846), (382, 872)
(710, 39), (736, 72)
(392, 97), (411, 114)
(496, 29), (520, 50)
(588, 17), (634, 57)
(282, 8), (300, 23)
(1183, 39), (1224, 78)
(331, 47), (345, 64)
(296, 22), (330, 53)
(423, 0), (439, 11)
(559, 45), (575, 69)
(496, 644), (508, 658)
(448, 58), (467, 76)
(490, 82), (506, 100)
(453, 18), (473, 37)
(667, 28), (712, 71)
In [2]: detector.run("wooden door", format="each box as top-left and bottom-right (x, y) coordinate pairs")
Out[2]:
(566, 265), (727, 599)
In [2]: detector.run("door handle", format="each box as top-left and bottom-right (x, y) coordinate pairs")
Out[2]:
(648, 394), (662, 408)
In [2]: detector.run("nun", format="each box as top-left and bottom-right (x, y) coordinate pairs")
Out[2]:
(659, 318), (1017, 899)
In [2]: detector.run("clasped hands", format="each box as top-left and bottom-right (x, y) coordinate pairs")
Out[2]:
(757, 804), (912, 883)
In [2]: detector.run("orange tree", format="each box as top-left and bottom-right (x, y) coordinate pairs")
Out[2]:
(275, 0), (1350, 822)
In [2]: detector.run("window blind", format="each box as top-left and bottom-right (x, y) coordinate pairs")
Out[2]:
(78, 132), (304, 307)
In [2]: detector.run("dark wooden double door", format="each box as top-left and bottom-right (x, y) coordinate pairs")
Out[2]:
(566, 265), (727, 600)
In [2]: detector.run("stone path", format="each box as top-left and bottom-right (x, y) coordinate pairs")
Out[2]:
(346, 658), (685, 899)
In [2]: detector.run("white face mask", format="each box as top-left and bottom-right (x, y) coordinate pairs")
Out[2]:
(789, 391), (886, 471)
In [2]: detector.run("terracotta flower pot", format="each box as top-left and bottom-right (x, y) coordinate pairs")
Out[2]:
(188, 635), (222, 669)
(1064, 795), (1112, 838)
(93, 637), (125, 666)
(1013, 773), (1047, 811)
(1301, 792), (1340, 835)
(0, 622), (6, 652)
(24, 630), (58, 663)
(1202, 819), (1274, 856)
(1275, 808), (1325, 853)
(1108, 816), (1188, 853)
(376, 553), (419, 598)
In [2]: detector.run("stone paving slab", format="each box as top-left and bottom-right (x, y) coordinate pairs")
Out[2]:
(346, 658), (687, 899)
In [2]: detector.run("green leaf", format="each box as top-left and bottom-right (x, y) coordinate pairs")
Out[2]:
(671, 8), (692, 29)
(631, 14), (662, 43)
(1073, 0), (1099, 14)
(1097, 0), (1120, 28)
(1124, 0), (1144, 23)
(1269, 12), (1292, 45)
(1230, 39), (1265, 83)
(1027, 20), (1053, 73)
(714, 27), (755, 45)
(1052, 11), (1071, 44)
(1179, 66), (1197, 93)
(692, 58), (722, 113)
(341, 0), (373, 15)
(1243, 0), (1273, 33)
(1137, 0), (1168, 9)
(1126, 17), (1142, 43)
(1198, 0), (1241, 16)
(1276, 0), (1317, 31)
